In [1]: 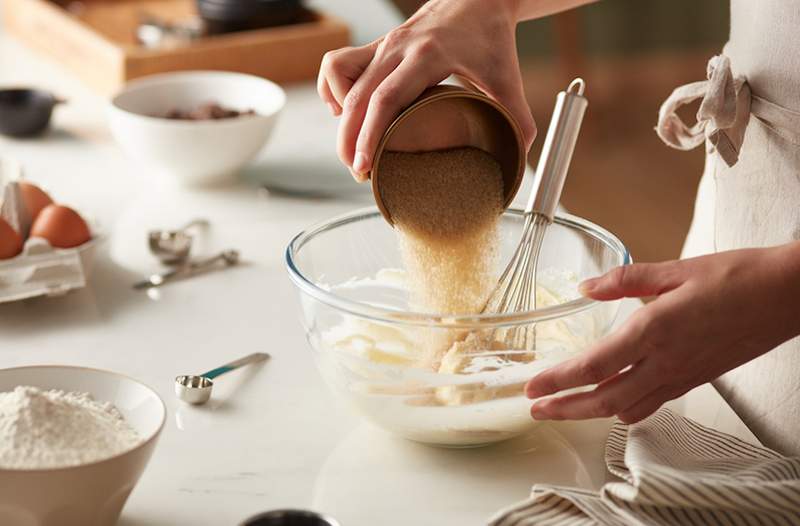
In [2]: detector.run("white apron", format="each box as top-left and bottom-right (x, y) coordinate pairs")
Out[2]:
(657, 1), (800, 455)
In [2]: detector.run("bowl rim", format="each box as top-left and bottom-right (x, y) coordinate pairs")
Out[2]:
(108, 70), (286, 127)
(285, 206), (632, 329)
(0, 365), (167, 473)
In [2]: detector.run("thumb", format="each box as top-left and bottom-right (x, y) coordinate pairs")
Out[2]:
(579, 262), (685, 301)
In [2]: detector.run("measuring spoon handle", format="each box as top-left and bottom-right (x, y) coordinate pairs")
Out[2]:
(202, 352), (270, 379)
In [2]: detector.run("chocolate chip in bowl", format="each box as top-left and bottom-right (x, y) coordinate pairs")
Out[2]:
(159, 101), (256, 120)
(108, 70), (285, 185)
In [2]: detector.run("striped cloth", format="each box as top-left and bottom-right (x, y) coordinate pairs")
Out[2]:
(489, 409), (800, 526)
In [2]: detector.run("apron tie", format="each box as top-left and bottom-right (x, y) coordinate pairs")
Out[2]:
(656, 55), (751, 167)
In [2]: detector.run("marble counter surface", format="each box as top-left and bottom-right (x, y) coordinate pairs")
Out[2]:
(0, 34), (757, 525)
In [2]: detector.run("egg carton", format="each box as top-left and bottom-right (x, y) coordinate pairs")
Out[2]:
(0, 158), (99, 303)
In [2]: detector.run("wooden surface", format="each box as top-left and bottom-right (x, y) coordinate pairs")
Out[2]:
(3, 0), (125, 93)
(124, 10), (349, 85)
(2, 0), (350, 93)
(78, 0), (197, 46)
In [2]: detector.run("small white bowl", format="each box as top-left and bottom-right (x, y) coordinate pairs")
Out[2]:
(0, 366), (166, 526)
(108, 71), (286, 185)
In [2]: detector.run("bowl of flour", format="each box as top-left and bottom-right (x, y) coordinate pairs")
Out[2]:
(0, 366), (166, 526)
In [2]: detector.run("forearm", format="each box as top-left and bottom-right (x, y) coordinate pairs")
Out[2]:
(771, 240), (800, 341)
(397, 0), (598, 22)
(510, 0), (599, 21)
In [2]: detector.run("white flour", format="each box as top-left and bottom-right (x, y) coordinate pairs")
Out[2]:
(0, 386), (142, 469)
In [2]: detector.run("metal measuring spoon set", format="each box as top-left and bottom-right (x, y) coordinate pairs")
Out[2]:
(135, 218), (240, 289)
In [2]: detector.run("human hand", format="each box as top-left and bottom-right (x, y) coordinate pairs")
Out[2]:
(317, 0), (536, 181)
(525, 243), (800, 424)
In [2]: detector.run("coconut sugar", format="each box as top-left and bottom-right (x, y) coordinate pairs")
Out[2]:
(380, 147), (505, 367)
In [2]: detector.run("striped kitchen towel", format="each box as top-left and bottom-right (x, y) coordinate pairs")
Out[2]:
(489, 409), (800, 525)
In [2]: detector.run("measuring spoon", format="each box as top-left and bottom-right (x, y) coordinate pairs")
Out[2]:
(175, 352), (270, 404)
(148, 218), (209, 266)
(133, 249), (239, 290)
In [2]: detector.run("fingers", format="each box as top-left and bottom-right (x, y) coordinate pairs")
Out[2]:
(530, 361), (658, 421)
(474, 62), (537, 151)
(317, 78), (340, 116)
(617, 384), (692, 424)
(579, 262), (686, 301)
(491, 85), (537, 152)
(317, 54), (341, 114)
(337, 52), (403, 179)
(318, 44), (377, 113)
(525, 319), (647, 399)
(353, 57), (448, 177)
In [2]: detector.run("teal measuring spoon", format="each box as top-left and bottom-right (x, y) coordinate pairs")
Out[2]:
(175, 352), (270, 404)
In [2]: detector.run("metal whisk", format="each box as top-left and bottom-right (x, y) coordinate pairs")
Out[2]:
(483, 78), (589, 351)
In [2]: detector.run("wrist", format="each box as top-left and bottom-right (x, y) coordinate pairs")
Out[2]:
(425, 0), (520, 25)
(463, 0), (521, 24)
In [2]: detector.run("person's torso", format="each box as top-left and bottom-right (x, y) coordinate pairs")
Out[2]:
(727, 0), (800, 111)
(703, 0), (800, 456)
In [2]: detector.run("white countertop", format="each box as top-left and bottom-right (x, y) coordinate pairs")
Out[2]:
(0, 34), (758, 525)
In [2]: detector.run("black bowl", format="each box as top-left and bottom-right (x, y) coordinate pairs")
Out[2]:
(239, 509), (339, 526)
(197, 0), (303, 28)
(0, 88), (62, 138)
(197, 0), (304, 34)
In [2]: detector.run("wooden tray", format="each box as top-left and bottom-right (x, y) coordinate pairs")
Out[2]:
(2, 0), (350, 93)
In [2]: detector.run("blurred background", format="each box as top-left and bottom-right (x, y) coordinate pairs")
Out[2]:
(0, 0), (731, 262)
(316, 0), (730, 263)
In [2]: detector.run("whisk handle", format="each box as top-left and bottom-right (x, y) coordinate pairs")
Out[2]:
(526, 78), (589, 221)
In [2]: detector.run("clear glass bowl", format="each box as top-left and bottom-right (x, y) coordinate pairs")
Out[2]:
(286, 207), (631, 447)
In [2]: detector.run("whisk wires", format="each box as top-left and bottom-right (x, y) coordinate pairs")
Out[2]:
(482, 212), (549, 351)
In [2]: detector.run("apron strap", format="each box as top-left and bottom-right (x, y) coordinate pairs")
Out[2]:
(656, 55), (750, 167)
(750, 95), (800, 147)
(657, 54), (800, 167)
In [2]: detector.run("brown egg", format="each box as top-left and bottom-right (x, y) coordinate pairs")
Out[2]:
(30, 204), (91, 249)
(18, 181), (53, 222)
(0, 217), (23, 259)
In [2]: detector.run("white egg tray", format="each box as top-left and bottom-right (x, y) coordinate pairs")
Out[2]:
(0, 159), (99, 303)
(0, 235), (100, 303)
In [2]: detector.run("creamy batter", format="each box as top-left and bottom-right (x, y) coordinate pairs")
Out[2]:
(318, 268), (601, 445)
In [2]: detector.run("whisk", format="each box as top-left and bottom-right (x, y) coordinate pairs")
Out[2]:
(483, 78), (589, 351)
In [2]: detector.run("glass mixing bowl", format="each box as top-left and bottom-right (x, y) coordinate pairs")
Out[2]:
(286, 207), (631, 447)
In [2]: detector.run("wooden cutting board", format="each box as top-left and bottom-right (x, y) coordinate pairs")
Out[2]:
(2, 0), (350, 93)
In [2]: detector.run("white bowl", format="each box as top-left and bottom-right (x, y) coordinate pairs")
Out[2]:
(108, 71), (285, 185)
(0, 366), (166, 526)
